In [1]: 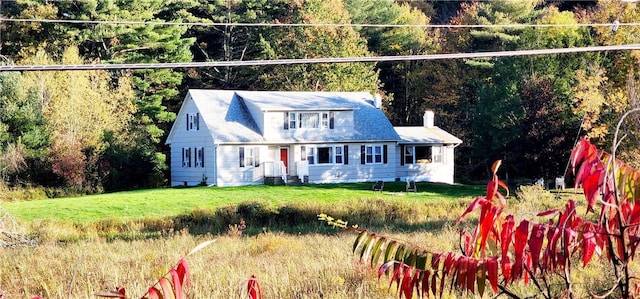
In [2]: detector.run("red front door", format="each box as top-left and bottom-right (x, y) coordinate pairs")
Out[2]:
(280, 148), (289, 173)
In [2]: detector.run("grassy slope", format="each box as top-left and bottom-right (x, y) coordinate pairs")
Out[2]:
(3, 182), (485, 223)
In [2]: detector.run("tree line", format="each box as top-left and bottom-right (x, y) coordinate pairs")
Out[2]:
(0, 0), (638, 193)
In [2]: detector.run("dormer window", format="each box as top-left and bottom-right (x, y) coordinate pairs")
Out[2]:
(186, 113), (200, 131)
(284, 111), (334, 130)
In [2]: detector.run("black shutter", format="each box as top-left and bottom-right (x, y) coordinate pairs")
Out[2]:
(360, 145), (366, 164)
(196, 113), (200, 130)
(188, 148), (192, 167)
(186, 114), (189, 131)
(201, 147), (204, 167)
(182, 148), (185, 166)
(239, 147), (245, 167)
(344, 145), (348, 165)
(400, 145), (405, 166)
(383, 145), (388, 164)
(329, 112), (335, 129)
(284, 112), (289, 130)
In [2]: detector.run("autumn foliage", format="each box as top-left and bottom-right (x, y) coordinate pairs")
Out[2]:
(351, 137), (640, 298)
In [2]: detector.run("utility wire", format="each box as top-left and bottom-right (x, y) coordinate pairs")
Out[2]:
(1, 17), (639, 29)
(2, 44), (639, 72)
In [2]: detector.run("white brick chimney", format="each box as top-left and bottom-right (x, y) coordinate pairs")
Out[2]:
(423, 110), (434, 128)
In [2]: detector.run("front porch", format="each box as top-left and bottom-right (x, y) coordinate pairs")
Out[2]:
(263, 160), (309, 185)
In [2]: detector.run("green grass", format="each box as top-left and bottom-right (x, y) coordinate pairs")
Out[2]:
(3, 182), (484, 223)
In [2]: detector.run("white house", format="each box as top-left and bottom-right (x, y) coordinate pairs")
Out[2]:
(165, 90), (462, 187)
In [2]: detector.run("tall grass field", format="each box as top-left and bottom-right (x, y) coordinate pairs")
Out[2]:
(1, 182), (606, 298)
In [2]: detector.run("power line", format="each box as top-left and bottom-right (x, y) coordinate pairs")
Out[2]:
(1, 17), (638, 29)
(2, 44), (639, 72)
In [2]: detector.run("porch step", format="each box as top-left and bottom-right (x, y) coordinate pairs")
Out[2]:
(286, 175), (308, 186)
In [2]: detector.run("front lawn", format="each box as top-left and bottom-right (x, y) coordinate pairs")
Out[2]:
(4, 182), (484, 224)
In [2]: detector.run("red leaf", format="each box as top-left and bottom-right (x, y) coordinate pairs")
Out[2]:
(583, 171), (603, 212)
(456, 256), (468, 289)
(158, 277), (173, 298)
(147, 287), (162, 299)
(582, 231), (597, 267)
(500, 216), (515, 260)
(247, 275), (262, 299)
(390, 263), (404, 292)
(401, 266), (414, 299)
(487, 257), (499, 292)
(501, 256), (512, 283)
(537, 209), (560, 217)
(528, 224), (546, 272)
(513, 221), (529, 280)
(467, 258), (477, 293)
(421, 270), (431, 298)
(176, 258), (191, 288)
(478, 206), (499, 253)
(456, 197), (489, 225)
(169, 269), (184, 299)
(570, 138), (589, 172)
(378, 261), (395, 279)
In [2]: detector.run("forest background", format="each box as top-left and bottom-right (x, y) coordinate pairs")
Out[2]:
(0, 0), (638, 195)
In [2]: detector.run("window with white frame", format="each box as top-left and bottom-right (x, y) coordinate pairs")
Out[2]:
(317, 147), (332, 164)
(239, 147), (260, 168)
(305, 145), (345, 165)
(406, 145), (442, 164)
(366, 145), (383, 164)
(299, 112), (319, 128)
(321, 112), (329, 128)
(182, 148), (191, 167)
(289, 112), (297, 129)
(195, 147), (205, 167)
(284, 111), (334, 130)
(306, 147), (315, 164)
(335, 146), (343, 164)
(186, 113), (200, 131)
(404, 146), (414, 164)
(432, 146), (443, 163)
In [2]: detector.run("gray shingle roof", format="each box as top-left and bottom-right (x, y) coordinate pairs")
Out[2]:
(394, 126), (462, 145)
(185, 90), (400, 144)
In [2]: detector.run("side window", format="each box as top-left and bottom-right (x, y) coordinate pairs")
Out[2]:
(404, 146), (414, 164)
(195, 147), (204, 167)
(182, 148), (191, 167)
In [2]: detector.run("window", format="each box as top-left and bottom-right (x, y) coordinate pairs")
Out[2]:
(299, 112), (319, 128)
(305, 145), (344, 165)
(195, 147), (205, 167)
(335, 146), (343, 164)
(186, 113), (200, 131)
(404, 146), (414, 164)
(284, 111), (334, 130)
(415, 146), (433, 163)
(306, 147), (315, 164)
(239, 147), (260, 168)
(321, 112), (329, 128)
(289, 112), (297, 130)
(317, 147), (332, 164)
(300, 146), (306, 161)
(362, 145), (384, 165)
(432, 146), (443, 163)
(182, 148), (191, 167)
(366, 145), (382, 164)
